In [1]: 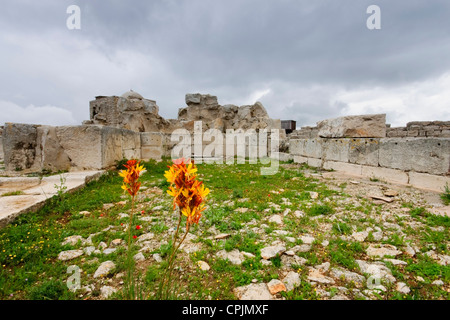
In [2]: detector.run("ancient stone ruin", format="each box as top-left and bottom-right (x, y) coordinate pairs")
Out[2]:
(1, 91), (281, 172)
(1, 91), (449, 193)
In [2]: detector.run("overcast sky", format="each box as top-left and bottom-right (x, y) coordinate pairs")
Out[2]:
(1, 0), (450, 128)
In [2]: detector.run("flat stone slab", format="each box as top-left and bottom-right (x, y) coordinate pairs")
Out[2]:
(0, 170), (105, 228)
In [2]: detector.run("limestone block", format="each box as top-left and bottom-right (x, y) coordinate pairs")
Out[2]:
(36, 126), (71, 172)
(323, 161), (362, 176)
(408, 172), (450, 193)
(102, 127), (124, 168)
(348, 138), (380, 166)
(304, 139), (322, 158)
(141, 132), (163, 147)
(322, 139), (350, 162)
(122, 130), (141, 151)
(317, 114), (386, 138)
(307, 158), (322, 168)
(141, 146), (163, 160)
(361, 165), (409, 185)
(3, 123), (39, 171)
(56, 126), (103, 170)
(293, 155), (308, 164)
(379, 138), (450, 175)
(289, 139), (304, 155)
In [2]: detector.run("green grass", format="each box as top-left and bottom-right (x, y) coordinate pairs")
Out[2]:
(441, 183), (450, 205)
(1, 190), (25, 197)
(1, 158), (449, 300)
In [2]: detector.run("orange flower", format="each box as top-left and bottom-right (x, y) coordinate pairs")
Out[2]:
(165, 158), (209, 228)
(119, 159), (145, 197)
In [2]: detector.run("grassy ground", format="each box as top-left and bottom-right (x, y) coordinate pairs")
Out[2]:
(0, 158), (448, 300)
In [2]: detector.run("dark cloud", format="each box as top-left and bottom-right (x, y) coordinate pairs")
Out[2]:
(1, 0), (450, 127)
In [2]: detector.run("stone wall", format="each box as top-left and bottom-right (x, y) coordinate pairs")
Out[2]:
(2, 123), (160, 172)
(386, 121), (450, 138)
(290, 114), (450, 192)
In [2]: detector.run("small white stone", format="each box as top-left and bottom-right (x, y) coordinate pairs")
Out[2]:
(133, 252), (145, 262)
(197, 261), (210, 271)
(100, 286), (117, 299)
(396, 282), (411, 294)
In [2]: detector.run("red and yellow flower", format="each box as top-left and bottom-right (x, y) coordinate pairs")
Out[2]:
(164, 158), (209, 227)
(119, 159), (145, 197)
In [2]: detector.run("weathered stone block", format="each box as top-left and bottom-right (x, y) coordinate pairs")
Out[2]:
(322, 139), (350, 162)
(141, 132), (163, 146)
(56, 125), (103, 170)
(102, 127), (123, 168)
(141, 146), (163, 160)
(379, 138), (450, 175)
(323, 161), (362, 176)
(3, 123), (39, 171)
(408, 172), (450, 193)
(361, 166), (409, 185)
(36, 126), (71, 172)
(348, 138), (380, 166)
(293, 155), (308, 164)
(307, 158), (322, 168)
(317, 114), (386, 138)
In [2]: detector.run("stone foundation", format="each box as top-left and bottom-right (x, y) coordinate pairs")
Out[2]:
(290, 114), (450, 192)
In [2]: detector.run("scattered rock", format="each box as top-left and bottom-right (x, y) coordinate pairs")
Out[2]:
(293, 211), (304, 218)
(110, 239), (123, 247)
(330, 267), (365, 287)
(197, 261), (210, 271)
(214, 233), (231, 240)
(356, 260), (396, 283)
(83, 246), (96, 256)
(79, 211), (90, 216)
(282, 271), (301, 291)
(98, 242), (108, 250)
(300, 235), (315, 245)
(100, 286), (117, 299)
(61, 235), (84, 247)
(307, 268), (335, 284)
(103, 203), (114, 210)
(267, 279), (286, 295)
(235, 207), (249, 213)
(94, 261), (115, 278)
(366, 244), (401, 258)
(137, 233), (155, 242)
(241, 251), (256, 259)
(309, 192), (319, 199)
(384, 190), (399, 197)
(260, 245), (286, 260)
(118, 213), (129, 219)
(233, 283), (274, 300)
(432, 280), (444, 286)
(153, 253), (163, 263)
(152, 205), (164, 211)
(133, 252), (145, 262)
(103, 248), (117, 255)
(351, 231), (368, 242)
(216, 249), (243, 265)
(58, 250), (83, 261)
(268, 215), (283, 225)
(315, 262), (330, 272)
(396, 282), (411, 294)
(291, 244), (311, 253)
(384, 259), (407, 266)
(369, 195), (394, 203)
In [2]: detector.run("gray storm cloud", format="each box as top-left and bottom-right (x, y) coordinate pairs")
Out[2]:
(1, 0), (450, 127)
